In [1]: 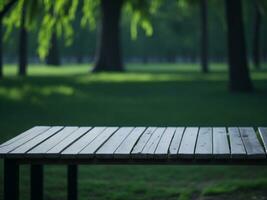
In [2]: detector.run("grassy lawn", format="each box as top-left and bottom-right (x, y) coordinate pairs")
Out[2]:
(0, 63), (267, 200)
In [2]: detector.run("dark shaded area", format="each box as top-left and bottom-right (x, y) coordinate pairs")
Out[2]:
(225, 0), (253, 92)
(93, 0), (124, 72)
(200, 0), (209, 73)
(0, 0), (17, 78)
(18, 6), (27, 76)
(46, 32), (61, 66)
(252, 2), (262, 69)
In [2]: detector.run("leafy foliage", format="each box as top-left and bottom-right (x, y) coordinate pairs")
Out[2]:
(2, 0), (165, 59)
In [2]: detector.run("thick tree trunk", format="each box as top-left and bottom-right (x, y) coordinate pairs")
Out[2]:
(0, 18), (3, 78)
(46, 32), (61, 66)
(200, 0), (208, 73)
(225, 0), (253, 92)
(18, 6), (27, 76)
(92, 0), (124, 72)
(252, 3), (261, 69)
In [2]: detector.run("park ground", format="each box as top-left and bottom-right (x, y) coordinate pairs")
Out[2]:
(0, 63), (267, 200)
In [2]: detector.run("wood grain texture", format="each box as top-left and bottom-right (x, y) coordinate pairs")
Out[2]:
(131, 127), (157, 158)
(0, 127), (53, 155)
(169, 127), (185, 158)
(1, 126), (267, 161)
(78, 127), (118, 158)
(155, 127), (176, 159)
(96, 127), (134, 159)
(195, 127), (212, 159)
(28, 127), (78, 156)
(0, 126), (50, 148)
(213, 127), (230, 159)
(228, 127), (246, 159)
(8, 126), (63, 157)
(46, 127), (92, 158)
(178, 127), (199, 159)
(61, 127), (106, 158)
(258, 127), (267, 154)
(139, 127), (166, 159)
(239, 127), (265, 159)
(114, 127), (146, 159)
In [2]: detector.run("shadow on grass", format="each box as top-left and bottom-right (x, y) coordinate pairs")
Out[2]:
(1, 67), (267, 200)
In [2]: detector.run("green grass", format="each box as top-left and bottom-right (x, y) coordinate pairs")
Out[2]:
(1, 63), (267, 200)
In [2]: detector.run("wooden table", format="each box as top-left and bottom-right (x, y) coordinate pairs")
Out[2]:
(1, 126), (267, 200)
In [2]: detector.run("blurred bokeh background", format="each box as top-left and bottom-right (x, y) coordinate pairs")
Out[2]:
(1, 0), (267, 199)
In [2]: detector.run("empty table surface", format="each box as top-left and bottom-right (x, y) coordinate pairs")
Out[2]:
(1, 126), (267, 164)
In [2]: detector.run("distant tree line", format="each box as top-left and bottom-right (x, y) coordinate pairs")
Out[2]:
(0, 0), (267, 92)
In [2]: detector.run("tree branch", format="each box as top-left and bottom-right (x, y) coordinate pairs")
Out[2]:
(0, 0), (17, 19)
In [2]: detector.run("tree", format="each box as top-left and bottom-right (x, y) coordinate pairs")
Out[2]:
(200, 0), (208, 73)
(252, 1), (262, 69)
(225, 0), (253, 92)
(177, 0), (209, 72)
(4, 0), (41, 76)
(46, 32), (61, 66)
(252, 0), (267, 69)
(93, 0), (124, 72)
(3, 0), (159, 72)
(91, 0), (158, 72)
(0, 0), (17, 78)
(18, 4), (27, 76)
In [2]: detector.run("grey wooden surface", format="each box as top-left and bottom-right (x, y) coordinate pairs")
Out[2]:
(195, 127), (212, 159)
(1, 126), (267, 161)
(213, 127), (230, 159)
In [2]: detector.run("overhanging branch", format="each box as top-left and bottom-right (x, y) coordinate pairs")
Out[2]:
(0, 0), (17, 19)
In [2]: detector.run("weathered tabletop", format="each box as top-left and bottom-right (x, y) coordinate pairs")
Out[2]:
(1, 126), (267, 164)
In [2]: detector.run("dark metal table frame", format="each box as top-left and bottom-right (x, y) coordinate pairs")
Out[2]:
(4, 158), (267, 200)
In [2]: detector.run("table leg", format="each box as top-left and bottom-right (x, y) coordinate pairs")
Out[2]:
(31, 164), (43, 200)
(67, 165), (78, 200)
(4, 159), (19, 200)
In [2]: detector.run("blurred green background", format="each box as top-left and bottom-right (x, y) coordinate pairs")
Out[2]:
(1, 0), (267, 199)
(1, 64), (267, 200)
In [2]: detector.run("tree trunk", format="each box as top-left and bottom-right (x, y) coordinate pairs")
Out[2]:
(18, 6), (27, 76)
(0, 18), (3, 78)
(200, 0), (208, 73)
(92, 0), (124, 72)
(225, 0), (253, 92)
(0, 0), (17, 78)
(252, 3), (261, 69)
(46, 32), (61, 66)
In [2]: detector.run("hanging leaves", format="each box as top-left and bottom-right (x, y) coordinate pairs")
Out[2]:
(2, 0), (163, 59)
(38, 0), (79, 59)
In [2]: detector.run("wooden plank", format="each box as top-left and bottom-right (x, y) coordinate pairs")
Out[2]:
(114, 127), (146, 159)
(213, 127), (230, 159)
(138, 127), (166, 159)
(228, 127), (246, 159)
(178, 127), (199, 159)
(61, 127), (106, 158)
(131, 127), (157, 158)
(0, 126), (53, 155)
(45, 127), (92, 158)
(78, 127), (119, 158)
(169, 127), (185, 158)
(195, 127), (212, 159)
(27, 127), (79, 156)
(154, 127), (176, 159)
(239, 127), (265, 159)
(96, 127), (134, 158)
(8, 126), (63, 157)
(258, 127), (267, 154)
(0, 126), (50, 147)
